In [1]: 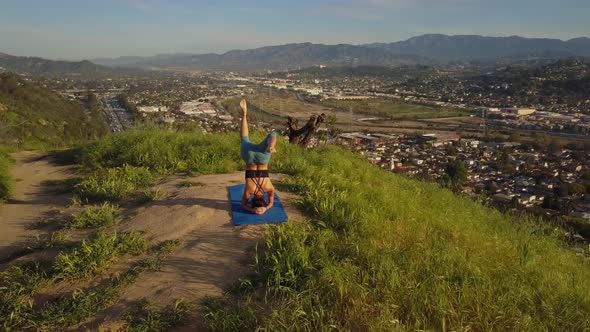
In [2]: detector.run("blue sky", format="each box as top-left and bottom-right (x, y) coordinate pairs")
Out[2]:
(0, 0), (588, 60)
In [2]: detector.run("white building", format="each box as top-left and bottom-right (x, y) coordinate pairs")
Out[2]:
(138, 106), (167, 113)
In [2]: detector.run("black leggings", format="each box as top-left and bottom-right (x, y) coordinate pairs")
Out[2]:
(245, 170), (269, 179)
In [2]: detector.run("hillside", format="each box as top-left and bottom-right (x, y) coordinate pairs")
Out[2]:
(0, 73), (109, 149)
(0, 52), (146, 79)
(1, 128), (589, 330)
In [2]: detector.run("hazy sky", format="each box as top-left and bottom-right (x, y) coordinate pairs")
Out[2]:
(1, 0), (589, 60)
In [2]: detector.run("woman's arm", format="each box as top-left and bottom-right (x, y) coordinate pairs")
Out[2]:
(266, 189), (275, 210)
(241, 188), (255, 213)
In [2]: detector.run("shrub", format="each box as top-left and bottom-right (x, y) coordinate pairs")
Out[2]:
(0, 148), (13, 200)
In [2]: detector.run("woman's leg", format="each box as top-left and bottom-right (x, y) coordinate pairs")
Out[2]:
(240, 98), (248, 138)
(265, 131), (277, 153)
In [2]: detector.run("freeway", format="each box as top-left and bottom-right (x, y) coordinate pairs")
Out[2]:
(100, 95), (134, 132)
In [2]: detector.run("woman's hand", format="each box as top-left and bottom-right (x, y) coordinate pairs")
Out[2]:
(240, 98), (248, 115)
(254, 207), (267, 215)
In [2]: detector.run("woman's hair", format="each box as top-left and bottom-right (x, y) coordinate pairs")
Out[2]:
(251, 196), (267, 208)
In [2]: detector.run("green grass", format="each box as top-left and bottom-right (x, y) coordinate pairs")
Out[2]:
(320, 97), (470, 120)
(80, 128), (242, 174)
(0, 147), (13, 201)
(123, 299), (194, 332)
(203, 298), (258, 332)
(65, 203), (120, 229)
(219, 139), (590, 330)
(35, 259), (152, 331)
(0, 263), (50, 330)
(42, 128), (590, 331)
(33, 239), (183, 331)
(76, 165), (156, 202)
(74, 128), (246, 203)
(134, 188), (165, 204)
(0, 238), (180, 331)
(53, 231), (147, 279)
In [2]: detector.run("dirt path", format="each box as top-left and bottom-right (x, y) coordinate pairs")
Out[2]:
(0, 151), (74, 260)
(77, 172), (302, 331)
(0, 153), (302, 331)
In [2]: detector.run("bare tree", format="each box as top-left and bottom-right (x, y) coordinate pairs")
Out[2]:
(286, 113), (326, 147)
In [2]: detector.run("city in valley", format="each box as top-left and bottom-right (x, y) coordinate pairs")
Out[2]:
(27, 61), (586, 241)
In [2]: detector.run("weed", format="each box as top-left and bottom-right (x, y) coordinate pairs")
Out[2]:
(76, 165), (155, 201)
(34, 259), (153, 331)
(65, 203), (120, 229)
(41, 177), (81, 194)
(0, 263), (49, 329)
(69, 194), (83, 207)
(33, 239), (185, 331)
(53, 231), (147, 279)
(0, 236), (178, 330)
(177, 180), (205, 188)
(134, 188), (165, 204)
(123, 299), (194, 332)
(156, 239), (183, 255)
(27, 219), (56, 230)
(203, 298), (258, 332)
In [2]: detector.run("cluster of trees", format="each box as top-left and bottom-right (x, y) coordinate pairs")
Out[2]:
(440, 160), (468, 192)
(0, 73), (109, 149)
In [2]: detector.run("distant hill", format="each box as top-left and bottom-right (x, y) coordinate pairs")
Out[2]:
(363, 34), (590, 62)
(91, 54), (193, 68)
(0, 73), (109, 148)
(92, 34), (590, 70)
(0, 52), (147, 79)
(93, 43), (427, 70)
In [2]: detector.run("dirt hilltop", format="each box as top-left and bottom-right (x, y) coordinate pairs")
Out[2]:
(0, 152), (302, 330)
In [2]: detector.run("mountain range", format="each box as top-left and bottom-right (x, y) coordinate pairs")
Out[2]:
(363, 34), (590, 61)
(2, 34), (590, 75)
(91, 34), (590, 70)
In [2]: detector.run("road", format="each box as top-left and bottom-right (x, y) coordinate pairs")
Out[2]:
(100, 95), (134, 132)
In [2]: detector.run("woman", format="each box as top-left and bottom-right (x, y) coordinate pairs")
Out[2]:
(239, 98), (277, 215)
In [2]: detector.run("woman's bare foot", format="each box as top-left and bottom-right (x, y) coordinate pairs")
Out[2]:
(240, 98), (248, 115)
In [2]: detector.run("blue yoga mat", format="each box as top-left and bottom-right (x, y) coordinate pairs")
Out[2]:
(228, 184), (289, 226)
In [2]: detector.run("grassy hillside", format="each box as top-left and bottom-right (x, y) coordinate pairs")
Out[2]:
(71, 128), (590, 331)
(0, 147), (13, 200)
(0, 73), (109, 149)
